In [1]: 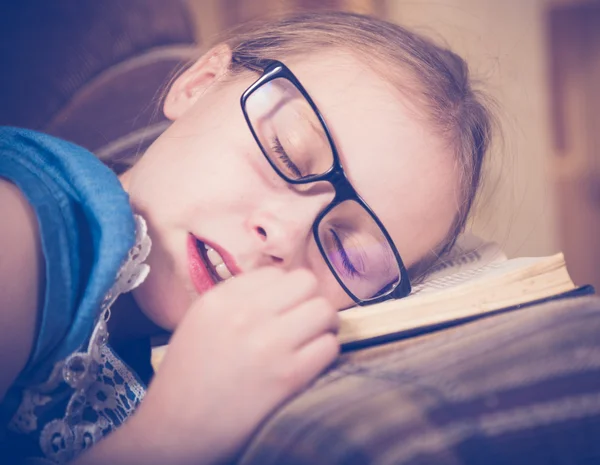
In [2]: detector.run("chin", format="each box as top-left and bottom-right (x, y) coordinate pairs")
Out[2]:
(131, 280), (189, 331)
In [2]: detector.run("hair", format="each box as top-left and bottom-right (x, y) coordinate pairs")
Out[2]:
(217, 11), (495, 282)
(109, 11), (495, 283)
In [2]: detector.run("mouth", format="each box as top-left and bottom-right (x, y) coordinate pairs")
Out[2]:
(187, 234), (238, 294)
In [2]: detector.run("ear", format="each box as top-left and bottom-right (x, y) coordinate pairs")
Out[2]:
(163, 44), (233, 121)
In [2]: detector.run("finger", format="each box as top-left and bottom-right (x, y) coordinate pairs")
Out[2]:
(211, 267), (319, 316)
(292, 333), (340, 390)
(270, 297), (339, 349)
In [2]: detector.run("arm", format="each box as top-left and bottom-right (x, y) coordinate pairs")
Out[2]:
(71, 268), (339, 465)
(0, 183), (338, 465)
(0, 179), (162, 464)
(0, 178), (44, 401)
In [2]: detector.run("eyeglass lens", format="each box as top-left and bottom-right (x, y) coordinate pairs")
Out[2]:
(245, 77), (402, 300)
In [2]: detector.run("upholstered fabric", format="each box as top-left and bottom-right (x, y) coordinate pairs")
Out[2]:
(0, 0), (197, 165)
(240, 296), (600, 465)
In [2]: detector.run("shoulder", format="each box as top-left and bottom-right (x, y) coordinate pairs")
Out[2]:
(0, 178), (44, 401)
(0, 127), (137, 387)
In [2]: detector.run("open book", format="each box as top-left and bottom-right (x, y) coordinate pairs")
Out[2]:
(339, 235), (586, 348)
(151, 236), (588, 367)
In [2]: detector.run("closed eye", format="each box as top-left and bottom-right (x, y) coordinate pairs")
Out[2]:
(330, 228), (360, 278)
(271, 137), (302, 178)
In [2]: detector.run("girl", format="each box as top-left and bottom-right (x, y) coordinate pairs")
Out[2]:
(0, 11), (492, 464)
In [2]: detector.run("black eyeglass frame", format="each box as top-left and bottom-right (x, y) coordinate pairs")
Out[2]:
(239, 59), (411, 305)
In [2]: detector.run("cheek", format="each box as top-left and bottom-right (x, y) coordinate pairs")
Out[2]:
(133, 141), (255, 219)
(305, 241), (356, 309)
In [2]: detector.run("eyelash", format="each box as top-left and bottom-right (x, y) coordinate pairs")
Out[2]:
(271, 137), (302, 178)
(330, 229), (360, 278)
(270, 139), (357, 279)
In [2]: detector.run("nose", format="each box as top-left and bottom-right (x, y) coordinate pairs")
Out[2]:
(247, 182), (335, 267)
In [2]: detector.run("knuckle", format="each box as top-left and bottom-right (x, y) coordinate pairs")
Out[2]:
(329, 311), (341, 332)
(311, 298), (338, 324)
(311, 296), (333, 311)
(310, 299), (330, 319)
(256, 266), (284, 282)
(200, 289), (249, 330)
(320, 333), (341, 359)
(249, 267), (286, 295)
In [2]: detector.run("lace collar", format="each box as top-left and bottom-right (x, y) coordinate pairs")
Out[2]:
(9, 215), (152, 463)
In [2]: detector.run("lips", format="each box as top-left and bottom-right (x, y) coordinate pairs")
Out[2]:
(187, 234), (240, 294)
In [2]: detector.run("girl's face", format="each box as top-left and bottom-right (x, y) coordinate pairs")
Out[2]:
(120, 46), (459, 330)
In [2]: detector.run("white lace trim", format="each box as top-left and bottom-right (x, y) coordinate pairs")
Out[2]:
(9, 215), (152, 464)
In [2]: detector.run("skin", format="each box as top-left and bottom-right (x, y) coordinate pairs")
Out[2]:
(120, 45), (459, 331)
(78, 45), (460, 465)
(0, 44), (461, 465)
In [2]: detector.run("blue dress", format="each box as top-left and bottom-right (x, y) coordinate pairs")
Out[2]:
(0, 127), (152, 463)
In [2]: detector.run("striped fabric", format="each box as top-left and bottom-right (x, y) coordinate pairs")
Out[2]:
(239, 296), (600, 465)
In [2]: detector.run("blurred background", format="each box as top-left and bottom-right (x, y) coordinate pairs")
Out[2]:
(1, 0), (599, 288)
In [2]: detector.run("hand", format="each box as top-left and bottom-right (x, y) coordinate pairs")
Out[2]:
(129, 267), (340, 465)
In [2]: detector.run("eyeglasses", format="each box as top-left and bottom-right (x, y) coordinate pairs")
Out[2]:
(239, 59), (411, 305)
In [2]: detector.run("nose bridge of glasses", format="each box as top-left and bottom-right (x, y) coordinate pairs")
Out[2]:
(323, 166), (355, 201)
(290, 180), (336, 228)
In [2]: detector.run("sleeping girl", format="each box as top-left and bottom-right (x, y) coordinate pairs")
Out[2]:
(0, 11), (492, 464)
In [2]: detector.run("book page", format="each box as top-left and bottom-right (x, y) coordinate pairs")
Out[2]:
(411, 234), (506, 295)
(338, 253), (572, 346)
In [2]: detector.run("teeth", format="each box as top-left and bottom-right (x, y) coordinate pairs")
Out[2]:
(206, 247), (224, 267)
(203, 244), (234, 281)
(215, 263), (232, 280)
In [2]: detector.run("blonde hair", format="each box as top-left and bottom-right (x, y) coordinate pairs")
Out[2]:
(109, 11), (495, 281)
(220, 11), (495, 280)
